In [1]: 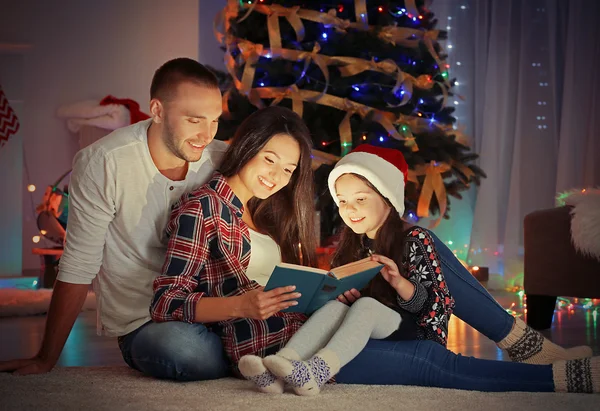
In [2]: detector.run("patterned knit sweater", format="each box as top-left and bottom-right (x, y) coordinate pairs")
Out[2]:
(362, 227), (455, 346)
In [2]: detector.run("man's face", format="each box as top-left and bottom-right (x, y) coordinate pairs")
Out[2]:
(159, 82), (222, 162)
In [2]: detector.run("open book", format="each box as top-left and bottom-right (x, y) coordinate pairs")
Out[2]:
(263, 257), (383, 314)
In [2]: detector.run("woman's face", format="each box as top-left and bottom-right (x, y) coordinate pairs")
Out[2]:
(237, 133), (301, 200)
(335, 173), (391, 239)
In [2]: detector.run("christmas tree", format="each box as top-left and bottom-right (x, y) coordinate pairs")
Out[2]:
(213, 0), (485, 239)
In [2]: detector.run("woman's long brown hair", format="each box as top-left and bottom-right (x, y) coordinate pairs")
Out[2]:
(219, 106), (318, 267)
(330, 174), (408, 307)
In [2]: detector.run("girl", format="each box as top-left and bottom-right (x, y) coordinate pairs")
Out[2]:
(239, 144), (599, 396)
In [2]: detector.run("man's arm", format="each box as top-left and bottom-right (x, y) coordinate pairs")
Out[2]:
(0, 281), (89, 374)
(0, 148), (116, 374)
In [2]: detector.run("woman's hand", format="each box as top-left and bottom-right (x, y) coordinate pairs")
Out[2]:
(336, 288), (361, 305)
(238, 286), (300, 320)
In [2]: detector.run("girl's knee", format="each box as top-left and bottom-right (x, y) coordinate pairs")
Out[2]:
(323, 299), (350, 313)
(352, 296), (381, 310)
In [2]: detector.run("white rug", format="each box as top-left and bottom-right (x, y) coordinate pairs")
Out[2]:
(0, 367), (596, 411)
(0, 289), (96, 317)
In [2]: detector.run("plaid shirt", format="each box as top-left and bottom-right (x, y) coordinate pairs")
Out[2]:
(151, 172), (306, 370)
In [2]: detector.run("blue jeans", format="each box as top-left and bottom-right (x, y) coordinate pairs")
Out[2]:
(335, 339), (554, 392)
(426, 229), (514, 342)
(118, 321), (229, 381)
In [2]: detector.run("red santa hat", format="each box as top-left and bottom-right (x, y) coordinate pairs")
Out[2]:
(328, 144), (409, 216)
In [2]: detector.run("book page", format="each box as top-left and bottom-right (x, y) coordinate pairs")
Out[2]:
(329, 257), (382, 279)
(276, 262), (327, 275)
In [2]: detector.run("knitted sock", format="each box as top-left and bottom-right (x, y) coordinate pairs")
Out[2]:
(238, 355), (284, 394)
(497, 317), (592, 364)
(553, 357), (600, 393)
(264, 348), (341, 396)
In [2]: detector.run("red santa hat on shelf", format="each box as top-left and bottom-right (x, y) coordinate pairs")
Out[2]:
(327, 144), (409, 216)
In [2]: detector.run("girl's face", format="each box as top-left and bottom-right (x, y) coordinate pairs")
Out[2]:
(335, 173), (392, 239)
(237, 133), (301, 201)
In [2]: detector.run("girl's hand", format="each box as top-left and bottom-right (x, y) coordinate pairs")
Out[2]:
(371, 254), (416, 301)
(370, 254), (402, 288)
(336, 288), (361, 305)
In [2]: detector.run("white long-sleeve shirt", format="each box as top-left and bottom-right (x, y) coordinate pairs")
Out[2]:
(57, 119), (227, 336)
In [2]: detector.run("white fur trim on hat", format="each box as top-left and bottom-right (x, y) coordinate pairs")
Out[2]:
(328, 151), (405, 216)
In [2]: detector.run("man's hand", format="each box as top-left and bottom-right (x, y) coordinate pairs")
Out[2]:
(337, 288), (361, 305)
(238, 286), (301, 320)
(0, 356), (55, 375)
(0, 281), (90, 376)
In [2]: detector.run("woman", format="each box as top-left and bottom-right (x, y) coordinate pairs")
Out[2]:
(150, 106), (317, 373)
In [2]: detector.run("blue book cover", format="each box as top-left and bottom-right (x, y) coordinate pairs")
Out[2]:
(263, 257), (383, 314)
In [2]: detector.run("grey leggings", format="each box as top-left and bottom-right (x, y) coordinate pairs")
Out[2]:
(283, 297), (401, 366)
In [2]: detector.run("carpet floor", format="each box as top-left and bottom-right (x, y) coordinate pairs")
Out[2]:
(0, 366), (596, 411)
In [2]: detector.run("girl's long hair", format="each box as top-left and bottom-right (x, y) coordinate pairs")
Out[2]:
(220, 106), (317, 267)
(330, 174), (407, 307)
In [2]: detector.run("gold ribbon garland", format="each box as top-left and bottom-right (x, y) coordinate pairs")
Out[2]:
(255, 84), (304, 118)
(272, 42), (331, 99)
(354, 0), (369, 28)
(237, 41), (264, 95)
(405, 0), (421, 18)
(408, 161), (451, 228)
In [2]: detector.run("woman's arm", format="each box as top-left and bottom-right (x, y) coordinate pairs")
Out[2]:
(150, 196), (211, 323)
(151, 195), (301, 323)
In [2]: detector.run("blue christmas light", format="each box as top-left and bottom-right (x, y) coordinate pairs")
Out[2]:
(322, 32), (328, 39)
(352, 85), (360, 91)
(379, 136), (385, 142)
(259, 82), (265, 86)
(419, 99), (424, 104)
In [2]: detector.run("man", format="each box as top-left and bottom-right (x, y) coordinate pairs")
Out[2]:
(1, 58), (297, 380)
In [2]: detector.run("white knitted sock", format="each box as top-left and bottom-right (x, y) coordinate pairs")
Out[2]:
(238, 355), (284, 394)
(553, 357), (600, 393)
(263, 348), (340, 396)
(498, 317), (592, 364)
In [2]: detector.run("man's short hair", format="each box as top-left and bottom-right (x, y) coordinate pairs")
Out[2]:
(150, 58), (219, 102)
